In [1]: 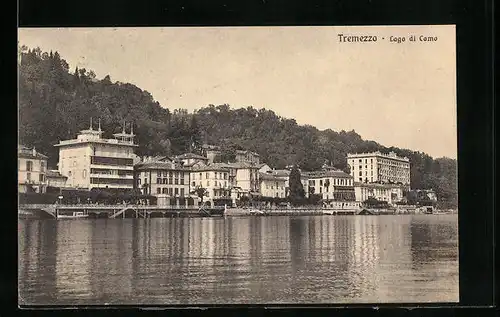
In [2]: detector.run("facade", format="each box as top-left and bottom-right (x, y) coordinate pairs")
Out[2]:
(347, 151), (410, 186)
(18, 146), (48, 193)
(134, 156), (194, 206)
(46, 170), (68, 188)
(201, 144), (221, 163)
(175, 152), (209, 167)
(235, 150), (260, 164)
(190, 163), (232, 206)
(354, 182), (405, 205)
(259, 172), (287, 198)
(54, 121), (137, 190)
(303, 170), (356, 202)
(231, 162), (261, 196)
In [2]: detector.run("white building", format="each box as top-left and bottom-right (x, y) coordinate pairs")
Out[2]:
(46, 170), (68, 189)
(354, 182), (405, 205)
(259, 171), (287, 198)
(18, 145), (48, 193)
(303, 170), (356, 202)
(54, 120), (137, 190)
(134, 156), (194, 207)
(347, 151), (411, 186)
(235, 150), (260, 164)
(231, 162), (261, 195)
(190, 163), (232, 206)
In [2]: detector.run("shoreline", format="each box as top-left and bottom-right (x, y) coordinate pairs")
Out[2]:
(18, 204), (456, 220)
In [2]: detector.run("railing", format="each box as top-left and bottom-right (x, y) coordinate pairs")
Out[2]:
(90, 173), (133, 179)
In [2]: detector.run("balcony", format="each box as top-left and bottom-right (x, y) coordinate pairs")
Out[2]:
(90, 173), (133, 179)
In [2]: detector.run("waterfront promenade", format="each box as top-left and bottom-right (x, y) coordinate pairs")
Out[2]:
(18, 203), (431, 219)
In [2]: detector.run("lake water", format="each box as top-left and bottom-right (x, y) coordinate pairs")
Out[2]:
(18, 214), (458, 305)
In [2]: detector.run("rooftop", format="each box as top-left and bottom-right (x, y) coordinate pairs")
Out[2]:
(353, 182), (406, 188)
(347, 151), (409, 162)
(175, 152), (208, 160)
(18, 146), (48, 160)
(303, 170), (352, 179)
(134, 160), (189, 171)
(46, 170), (67, 179)
(259, 172), (286, 181)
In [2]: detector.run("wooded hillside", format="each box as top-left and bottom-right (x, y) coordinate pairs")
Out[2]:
(18, 46), (457, 208)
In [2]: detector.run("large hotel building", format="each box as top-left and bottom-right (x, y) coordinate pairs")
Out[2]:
(54, 120), (137, 190)
(347, 151), (411, 186)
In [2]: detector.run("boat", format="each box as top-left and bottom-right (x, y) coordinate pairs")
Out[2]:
(248, 208), (265, 215)
(57, 211), (89, 220)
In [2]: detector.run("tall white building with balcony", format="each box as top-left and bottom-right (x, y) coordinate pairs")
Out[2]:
(347, 151), (411, 186)
(54, 120), (137, 190)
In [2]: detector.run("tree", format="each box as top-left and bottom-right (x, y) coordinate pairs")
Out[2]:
(288, 165), (305, 205)
(191, 186), (208, 205)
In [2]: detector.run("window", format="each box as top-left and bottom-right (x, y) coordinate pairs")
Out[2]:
(168, 188), (173, 196)
(157, 188), (161, 194)
(144, 178), (147, 184)
(175, 188), (179, 196)
(83, 169), (87, 178)
(206, 172), (209, 178)
(359, 171), (362, 176)
(192, 182), (196, 187)
(180, 188), (185, 197)
(157, 178), (161, 184)
(162, 188), (167, 194)
(41, 161), (46, 172)
(27, 172), (31, 181)
(207, 181), (210, 186)
(26, 161), (33, 172)
(68, 171), (72, 177)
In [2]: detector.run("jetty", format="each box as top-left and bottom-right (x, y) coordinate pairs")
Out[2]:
(225, 207), (360, 217)
(18, 204), (225, 219)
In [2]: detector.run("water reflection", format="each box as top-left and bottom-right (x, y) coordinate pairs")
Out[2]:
(18, 215), (458, 305)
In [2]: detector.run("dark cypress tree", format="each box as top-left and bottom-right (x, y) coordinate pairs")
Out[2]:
(189, 115), (203, 154)
(288, 165), (305, 205)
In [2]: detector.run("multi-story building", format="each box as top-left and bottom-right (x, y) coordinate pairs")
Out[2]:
(231, 162), (261, 197)
(354, 182), (405, 205)
(46, 170), (68, 189)
(347, 151), (410, 186)
(304, 170), (356, 202)
(190, 163), (232, 206)
(18, 145), (48, 193)
(259, 171), (287, 198)
(201, 144), (221, 163)
(134, 156), (193, 206)
(235, 150), (260, 165)
(54, 120), (137, 191)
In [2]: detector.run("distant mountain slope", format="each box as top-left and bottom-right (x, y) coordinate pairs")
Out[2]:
(17, 46), (457, 208)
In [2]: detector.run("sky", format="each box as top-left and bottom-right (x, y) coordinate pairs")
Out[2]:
(18, 26), (457, 159)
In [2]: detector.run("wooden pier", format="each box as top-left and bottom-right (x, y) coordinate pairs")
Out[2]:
(18, 204), (225, 219)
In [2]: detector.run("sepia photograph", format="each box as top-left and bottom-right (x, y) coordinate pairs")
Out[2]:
(18, 25), (458, 305)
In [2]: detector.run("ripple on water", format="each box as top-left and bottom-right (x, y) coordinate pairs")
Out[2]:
(18, 215), (459, 304)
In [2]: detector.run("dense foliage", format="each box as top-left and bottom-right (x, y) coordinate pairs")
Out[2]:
(288, 165), (305, 205)
(18, 46), (458, 208)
